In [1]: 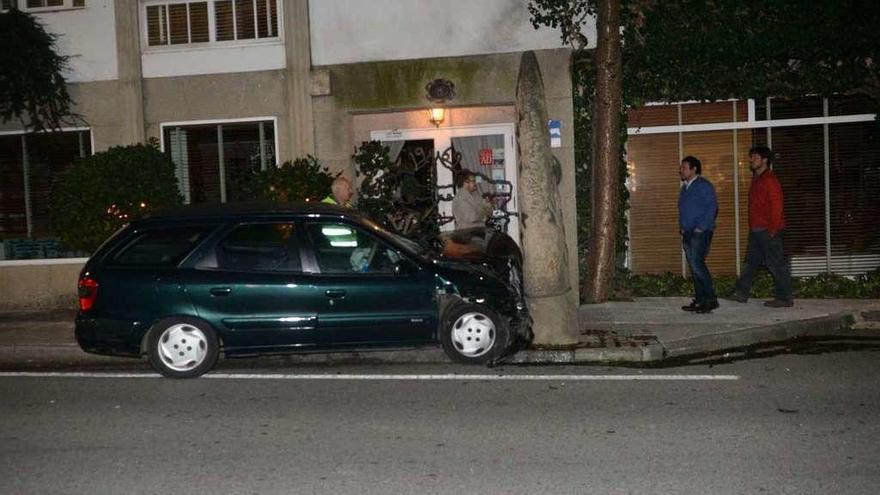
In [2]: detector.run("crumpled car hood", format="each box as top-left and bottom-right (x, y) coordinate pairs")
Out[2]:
(435, 227), (522, 272)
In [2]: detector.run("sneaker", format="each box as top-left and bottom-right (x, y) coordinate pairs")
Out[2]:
(681, 300), (699, 312)
(764, 299), (794, 308)
(695, 300), (720, 314)
(723, 293), (748, 303)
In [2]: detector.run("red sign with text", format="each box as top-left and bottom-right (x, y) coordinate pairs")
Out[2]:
(479, 148), (493, 166)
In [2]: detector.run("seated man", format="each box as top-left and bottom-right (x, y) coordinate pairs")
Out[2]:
(452, 170), (492, 230)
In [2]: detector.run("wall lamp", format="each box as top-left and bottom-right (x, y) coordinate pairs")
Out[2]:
(425, 78), (455, 128)
(428, 107), (446, 127)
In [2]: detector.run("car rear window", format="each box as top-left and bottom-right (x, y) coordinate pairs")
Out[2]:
(111, 225), (215, 266)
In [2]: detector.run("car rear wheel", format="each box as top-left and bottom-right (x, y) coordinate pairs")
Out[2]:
(441, 303), (510, 364)
(146, 317), (219, 378)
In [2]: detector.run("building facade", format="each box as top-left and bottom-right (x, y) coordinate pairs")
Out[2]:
(0, 0), (582, 307)
(2, 1), (877, 310)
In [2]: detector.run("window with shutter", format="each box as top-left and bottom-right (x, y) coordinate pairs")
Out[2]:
(145, 0), (278, 47)
(19, 0), (84, 11)
(146, 2), (211, 47)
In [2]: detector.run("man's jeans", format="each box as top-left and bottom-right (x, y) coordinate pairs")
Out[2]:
(735, 230), (793, 302)
(682, 230), (716, 303)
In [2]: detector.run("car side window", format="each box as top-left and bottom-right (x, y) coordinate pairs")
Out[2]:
(112, 225), (215, 266)
(305, 222), (402, 274)
(209, 222), (302, 272)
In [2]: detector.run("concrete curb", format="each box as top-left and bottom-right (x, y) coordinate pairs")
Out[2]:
(507, 311), (866, 365)
(504, 344), (662, 364)
(661, 311), (856, 359)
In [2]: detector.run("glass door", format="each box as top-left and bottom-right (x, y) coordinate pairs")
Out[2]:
(371, 124), (519, 244)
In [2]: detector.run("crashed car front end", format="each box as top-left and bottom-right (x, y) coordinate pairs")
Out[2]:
(432, 228), (534, 348)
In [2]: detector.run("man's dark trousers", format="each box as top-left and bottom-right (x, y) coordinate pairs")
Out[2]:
(735, 230), (793, 302)
(683, 230), (716, 304)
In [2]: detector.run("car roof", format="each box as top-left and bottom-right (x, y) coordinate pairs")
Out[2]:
(138, 201), (364, 224)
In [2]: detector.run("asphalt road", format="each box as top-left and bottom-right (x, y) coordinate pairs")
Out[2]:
(1, 349), (879, 495)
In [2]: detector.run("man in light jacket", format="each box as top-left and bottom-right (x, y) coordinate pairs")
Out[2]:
(452, 170), (492, 230)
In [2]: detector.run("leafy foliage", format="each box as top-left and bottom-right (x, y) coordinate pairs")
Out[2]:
(0, 8), (81, 132)
(231, 156), (334, 203)
(621, 0), (880, 107)
(352, 140), (440, 241)
(352, 141), (397, 224)
(623, 270), (880, 299)
(530, 0), (880, 107)
(50, 143), (182, 252)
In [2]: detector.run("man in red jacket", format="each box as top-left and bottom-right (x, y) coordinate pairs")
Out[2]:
(728, 146), (794, 307)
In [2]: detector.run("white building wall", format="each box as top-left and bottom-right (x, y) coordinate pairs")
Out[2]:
(309, 0), (595, 66)
(35, 0), (119, 82)
(141, 42), (287, 78)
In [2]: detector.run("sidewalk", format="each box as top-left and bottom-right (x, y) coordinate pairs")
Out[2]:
(511, 297), (880, 364)
(1, 298), (878, 368)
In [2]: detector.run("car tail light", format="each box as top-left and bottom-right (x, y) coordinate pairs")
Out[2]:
(78, 277), (99, 311)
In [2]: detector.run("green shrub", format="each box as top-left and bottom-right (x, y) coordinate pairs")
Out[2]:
(50, 143), (182, 252)
(230, 156), (334, 203)
(352, 141), (396, 223)
(622, 268), (880, 299)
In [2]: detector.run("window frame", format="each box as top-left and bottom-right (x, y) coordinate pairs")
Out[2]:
(159, 116), (279, 205)
(16, 0), (85, 13)
(625, 97), (879, 277)
(145, 1), (210, 47)
(142, 0), (283, 50)
(0, 127), (92, 247)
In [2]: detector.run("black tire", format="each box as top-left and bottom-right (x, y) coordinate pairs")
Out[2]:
(146, 317), (219, 378)
(440, 303), (511, 365)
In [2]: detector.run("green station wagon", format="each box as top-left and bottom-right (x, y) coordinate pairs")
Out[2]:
(75, 203), (532, 377)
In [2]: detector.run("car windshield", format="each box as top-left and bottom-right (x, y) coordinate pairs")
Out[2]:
(391, 233), (434, 259)
(358, 217), (435, 260)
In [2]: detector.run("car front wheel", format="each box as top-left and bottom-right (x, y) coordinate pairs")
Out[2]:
(146, 317), (219, 378)
(440, 303), (510, 364)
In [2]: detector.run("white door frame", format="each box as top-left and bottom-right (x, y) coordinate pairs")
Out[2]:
(371, 123), (519, 243)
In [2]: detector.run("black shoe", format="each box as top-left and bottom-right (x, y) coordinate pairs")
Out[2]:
(764, 299), (794, 308)
(681, 300), (699, 312)
(695, 300), (719, 314)
(723, 293), (748, 303)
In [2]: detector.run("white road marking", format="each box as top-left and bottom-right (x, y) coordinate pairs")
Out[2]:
(0, 372), (740, 381)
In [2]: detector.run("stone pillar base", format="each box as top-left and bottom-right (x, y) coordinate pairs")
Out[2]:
(526, 289), (579, 345)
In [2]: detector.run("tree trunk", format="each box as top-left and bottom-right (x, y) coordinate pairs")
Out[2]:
(516, 51), (580, 346)
(584, 0), (622, 303)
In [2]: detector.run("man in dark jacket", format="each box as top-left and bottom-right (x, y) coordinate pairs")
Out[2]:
(728, 146), (793, 307)
(678, 156), (719, 313)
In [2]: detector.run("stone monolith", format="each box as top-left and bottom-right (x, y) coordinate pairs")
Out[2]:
(515, 51), (579, 345)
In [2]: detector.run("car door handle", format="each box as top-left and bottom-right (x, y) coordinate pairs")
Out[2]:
(210, 287), (232, 296)
(324, 289), (347, 299)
